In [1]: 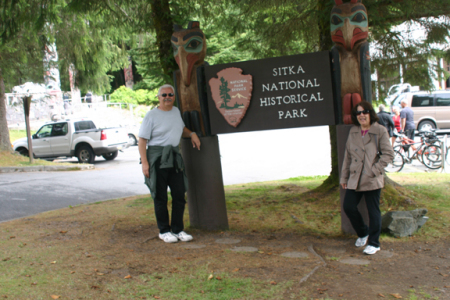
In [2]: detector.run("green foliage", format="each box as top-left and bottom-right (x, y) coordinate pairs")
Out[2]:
(109, 85), (158, 106)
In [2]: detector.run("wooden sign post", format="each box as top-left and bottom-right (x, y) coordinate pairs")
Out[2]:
(22, 96), (34, 164)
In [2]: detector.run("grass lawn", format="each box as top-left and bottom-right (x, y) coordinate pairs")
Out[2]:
(0, 174), (449, 299)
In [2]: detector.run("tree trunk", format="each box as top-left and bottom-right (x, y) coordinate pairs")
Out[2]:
(317, 0), (339, 189)
(151, 0), (177, 80)
(0, 67), (12, 152)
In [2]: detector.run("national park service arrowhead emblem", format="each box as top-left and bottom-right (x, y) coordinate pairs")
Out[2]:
(209, 68), (253, 127)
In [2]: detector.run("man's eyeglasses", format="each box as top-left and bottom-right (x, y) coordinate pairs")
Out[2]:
(355, 109), (370, 116)
(161, 93), (174, 97)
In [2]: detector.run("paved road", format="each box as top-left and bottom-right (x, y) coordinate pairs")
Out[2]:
(0, 147), (148, 222)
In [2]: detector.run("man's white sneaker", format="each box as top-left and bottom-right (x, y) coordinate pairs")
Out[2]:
(159, 232), (178, 243)
(363, 245), (380, 255)
(173, 231), (193, 242)
(355, 235), (368, 247)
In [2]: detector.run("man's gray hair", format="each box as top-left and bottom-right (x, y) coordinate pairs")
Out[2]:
(158, 84), (175, 96)
(379, 104), (385, 112)
(401, 98), (408, 104)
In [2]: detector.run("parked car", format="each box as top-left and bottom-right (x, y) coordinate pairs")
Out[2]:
(390, 90), (450, 131)
(13, 119), (129, 163)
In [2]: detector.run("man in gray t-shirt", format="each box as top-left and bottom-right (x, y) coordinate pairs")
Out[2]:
(400, 99), (415, 150)
(138, 84), (201, 243)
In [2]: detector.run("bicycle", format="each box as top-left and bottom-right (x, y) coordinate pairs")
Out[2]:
(385, 130), (447, 172)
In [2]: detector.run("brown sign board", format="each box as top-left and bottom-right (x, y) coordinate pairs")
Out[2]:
(205, 51), (335, 134)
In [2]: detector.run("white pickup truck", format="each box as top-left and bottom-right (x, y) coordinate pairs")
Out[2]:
(13, 119), (129, 163)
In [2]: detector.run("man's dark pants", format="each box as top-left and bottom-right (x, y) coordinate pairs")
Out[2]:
(154, 159), (186, 234)
(403, 129), (415, 151)
(343, 189), (382, 248)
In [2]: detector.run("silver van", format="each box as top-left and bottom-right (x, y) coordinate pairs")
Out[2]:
(390, 90), (450, 131)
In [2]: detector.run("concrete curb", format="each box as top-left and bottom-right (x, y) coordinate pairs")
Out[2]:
(0, 164), (94, 173)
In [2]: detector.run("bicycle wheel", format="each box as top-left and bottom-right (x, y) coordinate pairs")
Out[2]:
(385, 150), (404, 172)
(421, 145), (443, 169)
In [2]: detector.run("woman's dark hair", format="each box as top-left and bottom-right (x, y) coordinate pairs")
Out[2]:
(351, 101), (379, 126)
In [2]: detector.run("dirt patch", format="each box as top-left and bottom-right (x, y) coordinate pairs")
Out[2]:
(0, 196), (449, 299)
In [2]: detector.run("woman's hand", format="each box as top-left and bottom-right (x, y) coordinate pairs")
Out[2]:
(341, 183), (347, 189)
(191, 133), (201, 150)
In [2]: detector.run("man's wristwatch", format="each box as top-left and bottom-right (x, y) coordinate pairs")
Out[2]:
(190, 132), (196, 137)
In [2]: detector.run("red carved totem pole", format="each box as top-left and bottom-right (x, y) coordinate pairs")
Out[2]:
(331, 0), (372, 233)
(171, 21), (228, 230)
(330, 0), (372, 124)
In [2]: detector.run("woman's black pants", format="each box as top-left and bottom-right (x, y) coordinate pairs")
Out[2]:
(343, 189), (381, 248)
(153, 161), (186, 235)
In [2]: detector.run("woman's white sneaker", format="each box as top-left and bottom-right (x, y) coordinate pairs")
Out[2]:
(159, 232), (178, 243)
(173, 231), (193, 242)
(355, 235), (368, 247)
(363, 245), (380, 255)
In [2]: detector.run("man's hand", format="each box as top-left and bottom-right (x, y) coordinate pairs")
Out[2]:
(191, 133), (201, 150)
(341, 183), (347, 189)
(142, 162), (150, 178)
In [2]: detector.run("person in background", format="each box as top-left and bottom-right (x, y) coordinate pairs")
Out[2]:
(138, 84), (201, 244)
(400, 99), (415, 151)
(392, 106), (401, 147)
(377, 104), (395, 147)
(340, 101), (394, 255)
(85, 91), (92, 108)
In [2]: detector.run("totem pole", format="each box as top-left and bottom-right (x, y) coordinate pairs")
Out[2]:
(171, 21), (211, 136)
(330, 0), (372, 233)
(171, 21), (228, 230)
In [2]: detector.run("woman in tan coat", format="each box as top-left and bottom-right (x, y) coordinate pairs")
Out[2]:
(340, 101), (394, 255)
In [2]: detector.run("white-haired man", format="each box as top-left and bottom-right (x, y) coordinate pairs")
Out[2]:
(138, 84), (201, 243)
(400, 99), (415, 151)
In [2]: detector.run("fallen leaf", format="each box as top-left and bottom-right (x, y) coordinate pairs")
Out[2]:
(339, 294), (343, 297)
(97, 273), (105, 276)
(9, 236), (15, 239)
(25, 275), (31, 277)
(232, 268), (240, 272)
(94, 269), (98, 272)
(70, 271), (75, 274)
(2, 258), (10, 261)
(258, 251), (264, 254)
(176, 257), (182, 260)
(124, 275), (132, 279)
(378, 293), (385, 298)
(50, 261), (56, 264)
(59, 231), (67, 234)
(84, 273), (92, 276)
(154, 296), (160, 299)
(50, 295), (60, 299)
(31, 282), (37, 286)
(439, 273), (449, 277)
(390, 293), (402, 299)
(270, 281), (277, 285)
(207, 274), (213, 280)
(435, 267), (440, 270)
(216, 277), (222, 280)
(268, 252), (272, 255)
(91, 285), (99, 289)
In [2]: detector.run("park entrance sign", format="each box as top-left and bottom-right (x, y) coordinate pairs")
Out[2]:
(205, 51), (335, 134)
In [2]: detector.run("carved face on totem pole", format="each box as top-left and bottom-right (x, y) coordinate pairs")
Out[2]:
(171, 21), (207, 87)
(330, 0), (369, 51)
